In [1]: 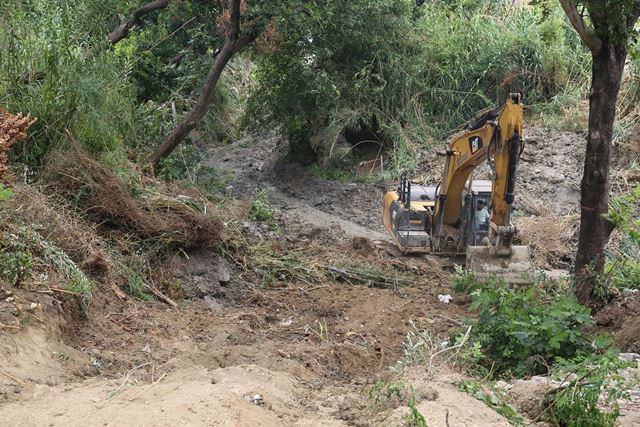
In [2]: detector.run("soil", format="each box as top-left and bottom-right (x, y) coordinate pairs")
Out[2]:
(1, 127), (638, 426)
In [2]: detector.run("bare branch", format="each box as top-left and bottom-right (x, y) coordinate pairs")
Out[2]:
(108, 0), (170, 45)
(559, 0), (602, 54)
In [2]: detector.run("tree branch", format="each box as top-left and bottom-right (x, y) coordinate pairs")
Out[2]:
(228, 0), (242, 40)
(148, 0), (254, 171)
(108, 0), (170, 45)
(232, 29), (259, 54)
(559, 0), (602, 54)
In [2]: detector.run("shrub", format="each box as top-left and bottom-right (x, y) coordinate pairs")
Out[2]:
(0, 244), (32, 286)
(604, 186), (640, 291)
(454, 272), (596, 377)
(248, 188), (277, 223)
(606, 259), (640, 290)
(125, 272), (154, 302)
(544, 353), (632, 427)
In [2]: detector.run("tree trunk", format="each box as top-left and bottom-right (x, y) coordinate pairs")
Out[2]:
(573, 42), (627, 306)
(148, 29), (257, 171)
(108, 0), (170, 45)
(148, 38), (236, 170)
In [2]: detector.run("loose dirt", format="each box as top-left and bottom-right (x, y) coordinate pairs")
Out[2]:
(1, 127), (638, 426)
(0, 134), (500, 426)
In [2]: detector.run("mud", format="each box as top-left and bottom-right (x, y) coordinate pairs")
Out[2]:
(207, 134), (387, 236)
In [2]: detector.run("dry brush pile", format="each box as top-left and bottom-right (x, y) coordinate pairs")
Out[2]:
(0, 121), (226, 316)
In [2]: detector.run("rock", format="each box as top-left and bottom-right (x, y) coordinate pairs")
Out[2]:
(421, 387), (439, 401)
(619, 353), (640, 362)
(203, 296), (223, 313)
(438, 294), (452, 304)
(141, 344), (151, 354)
(542, 170), (565, 184)
(243, 393), (264, 405)
(495, 380), (511, 390)
(178, 252), (232, 299)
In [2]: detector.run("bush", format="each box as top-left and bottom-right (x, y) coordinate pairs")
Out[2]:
(0, 1), (143, 164)
(606, 259), (640, 290)
(125, 272), (154, 302)
(544, 353), (632, 427)
(604, 186), (640, 291)
(454, 272), (596, 377)
(248, 188), (277, 223)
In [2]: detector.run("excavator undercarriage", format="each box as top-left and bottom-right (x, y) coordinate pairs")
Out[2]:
(383, 94), (533, 283)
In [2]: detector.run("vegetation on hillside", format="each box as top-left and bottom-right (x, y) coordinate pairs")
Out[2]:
(1, 1), (639, 424)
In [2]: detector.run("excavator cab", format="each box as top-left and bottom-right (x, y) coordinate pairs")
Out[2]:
(467, 182), (491, 245)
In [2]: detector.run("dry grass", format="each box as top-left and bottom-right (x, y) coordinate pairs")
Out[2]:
(3, 183), (106, 270)
(43, 144), (222, 251)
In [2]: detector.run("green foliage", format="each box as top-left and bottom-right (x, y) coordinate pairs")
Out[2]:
(368, 380), (428, 426)
(0, 243), (32, 286)
(0, 1), (142, 164)
(247, 0), (589, 171)
(455, 272), (596, 377)
(158, 142), (231, 193)
(0, 226), (93, 314)
(459, 380), (526, 426)
(544, 352), (632, 427)
(605, 186), (640, 244)
(369, 380), (407, 410)
(125, 272), (154, 302)
(606, 259), (640, 290)
(604, 186), (640, 291)
(249, 243), (321, 287)
(330, 261), (411, 290)
(406, 397), (429, 427)
(535, 0), (640, 47)
(0, 184), (14, 201)
(249, 187), (278, 224)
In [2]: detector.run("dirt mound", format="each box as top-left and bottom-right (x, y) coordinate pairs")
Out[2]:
(44, 146), (221, 250)
(515, 214), (579, 269)
(594, 291), (640, 352)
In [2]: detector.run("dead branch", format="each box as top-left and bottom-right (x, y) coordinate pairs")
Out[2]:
(428, 325), (472, 372)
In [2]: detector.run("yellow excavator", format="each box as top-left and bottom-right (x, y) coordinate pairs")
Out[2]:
(383, 93), (533, 282)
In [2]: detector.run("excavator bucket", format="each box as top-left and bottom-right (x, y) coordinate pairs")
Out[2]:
(465, 245), (534, 285)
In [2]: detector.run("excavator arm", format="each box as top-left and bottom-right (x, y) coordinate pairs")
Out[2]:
(433, 93), (523, 255)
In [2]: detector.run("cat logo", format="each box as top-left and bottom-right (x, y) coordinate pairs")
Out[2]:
(469, 136), (483, 154)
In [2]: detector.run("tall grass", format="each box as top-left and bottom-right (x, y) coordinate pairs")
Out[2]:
(0, 1), (145, 165)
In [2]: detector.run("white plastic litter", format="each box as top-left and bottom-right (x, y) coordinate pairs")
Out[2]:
(438, 294), (453, 304)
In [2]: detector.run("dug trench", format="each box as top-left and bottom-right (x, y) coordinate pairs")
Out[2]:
(0, 126), (639, 425)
